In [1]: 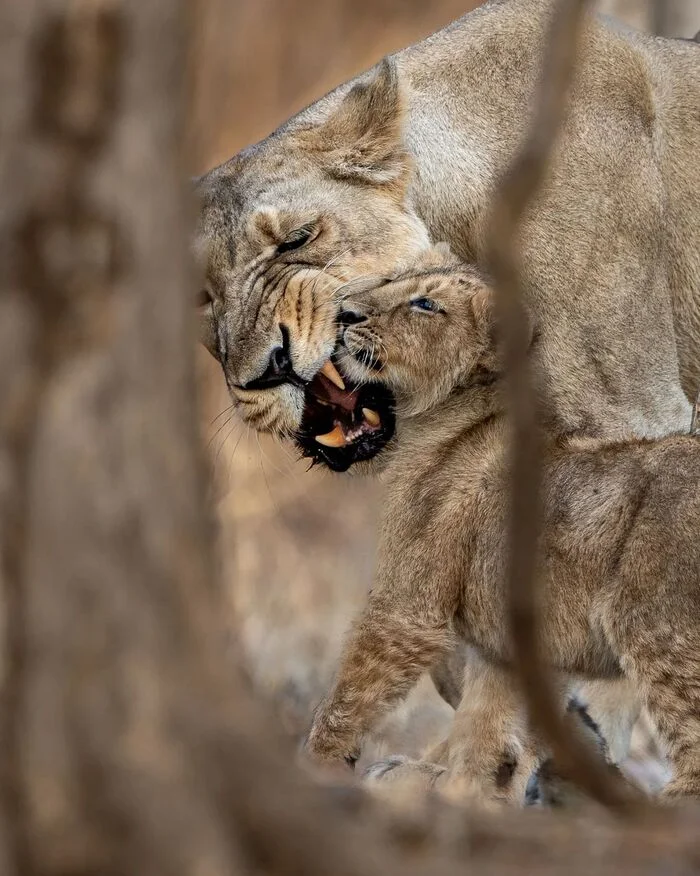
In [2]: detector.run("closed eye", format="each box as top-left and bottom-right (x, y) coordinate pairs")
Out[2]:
(277, 224), (316, 255)
(410, 297), (443, 314)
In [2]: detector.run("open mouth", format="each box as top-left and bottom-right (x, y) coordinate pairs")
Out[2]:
(296, 360), (395, 472)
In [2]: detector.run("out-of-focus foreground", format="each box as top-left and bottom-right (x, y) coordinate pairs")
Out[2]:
(2, 1), (697, 872)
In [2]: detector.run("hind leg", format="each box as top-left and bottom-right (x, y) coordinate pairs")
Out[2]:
(601, 597), (700, 799)
(435, 652), (540, 805)
(366, 652), (541, 806)
(574, 678), (641, 765)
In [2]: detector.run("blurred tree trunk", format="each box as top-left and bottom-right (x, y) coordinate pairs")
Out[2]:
(653, 0), (699, 38)
(1, 1), (699, 875)
(599, 0), (698, 36)
(0, 0), (232, 871)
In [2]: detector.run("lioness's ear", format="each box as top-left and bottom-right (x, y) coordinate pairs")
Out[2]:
(304, 60), (410, 192)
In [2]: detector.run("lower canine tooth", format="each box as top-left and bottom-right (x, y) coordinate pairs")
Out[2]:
(362, 407), (381, 427)
(315, 425), (347, 448)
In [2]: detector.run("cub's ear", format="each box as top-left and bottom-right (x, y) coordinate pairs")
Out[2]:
(470, 286), (497, 348)
(302, 60), (410, 193)
(471, 287), (534, 369)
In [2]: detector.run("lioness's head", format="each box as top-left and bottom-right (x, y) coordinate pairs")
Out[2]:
(194, 60), (430, 471)
(337, 244), (501, 419)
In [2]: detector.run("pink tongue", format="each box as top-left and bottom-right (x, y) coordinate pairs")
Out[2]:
(312, 373), (357, 412)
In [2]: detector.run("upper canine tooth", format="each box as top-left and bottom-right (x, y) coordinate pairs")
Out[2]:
(320, 360), (346, 391)
(362, 407), (381, 427)
(315, 424), (347, 448)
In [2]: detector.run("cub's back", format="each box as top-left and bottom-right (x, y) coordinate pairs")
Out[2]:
(543, 434), (700, 578)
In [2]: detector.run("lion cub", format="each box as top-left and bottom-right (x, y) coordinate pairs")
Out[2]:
(305, 244), (700, 800)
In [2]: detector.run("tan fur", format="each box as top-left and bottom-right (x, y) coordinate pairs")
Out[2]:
(304, 248), (700, 801)
(195, 1), (699, 439)
(365, 651), (539, 807)
(195, 1), (700, 800)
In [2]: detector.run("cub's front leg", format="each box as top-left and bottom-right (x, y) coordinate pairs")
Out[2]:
(438, 651), (541, 805)
(304, 537), (455, 769)
(365, 653), (541, 806)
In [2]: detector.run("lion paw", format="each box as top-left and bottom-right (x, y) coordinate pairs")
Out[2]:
(363, 755), (446, 791)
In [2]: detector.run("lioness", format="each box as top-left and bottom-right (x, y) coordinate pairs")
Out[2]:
(195, 1), (699, 783)
(302, 245), (700, 801)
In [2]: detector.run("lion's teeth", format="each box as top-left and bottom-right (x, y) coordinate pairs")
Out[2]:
(362, 407), (381, 427)
(320, 360), (346, 391)
(315, 425), (347, 447)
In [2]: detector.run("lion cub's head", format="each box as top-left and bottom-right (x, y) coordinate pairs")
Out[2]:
(336, 244), (501, 419)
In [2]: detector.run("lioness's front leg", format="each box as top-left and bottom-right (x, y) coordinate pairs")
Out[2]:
(305, 584), (454, 768)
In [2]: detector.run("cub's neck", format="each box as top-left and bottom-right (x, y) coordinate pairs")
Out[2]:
(395, 376), (506, 451)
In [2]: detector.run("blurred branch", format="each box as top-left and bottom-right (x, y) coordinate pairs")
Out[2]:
(652, 0), (698, 38)
(486, 0), (637, 812)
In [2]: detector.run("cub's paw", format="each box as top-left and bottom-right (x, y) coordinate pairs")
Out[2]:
(297, 736), (357, 782)
(364, 755), (446, 791)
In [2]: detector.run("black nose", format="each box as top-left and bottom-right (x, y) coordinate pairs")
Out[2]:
(269, 338), (292, 375)
(243, 325), (302, 390)
(338, 308), (368, 327)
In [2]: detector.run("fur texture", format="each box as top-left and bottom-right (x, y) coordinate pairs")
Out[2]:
(194, 0), (700, 799)
(304, 248), (700, 802)
(195, 1), (699, 441)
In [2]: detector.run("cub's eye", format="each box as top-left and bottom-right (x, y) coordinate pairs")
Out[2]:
(410, 297), (442, 313)
(277, 224), (315, 255)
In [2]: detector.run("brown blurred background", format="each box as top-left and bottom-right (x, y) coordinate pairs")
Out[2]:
(187, 0), (685, 772)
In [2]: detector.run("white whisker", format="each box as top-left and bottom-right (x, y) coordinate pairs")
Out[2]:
(207, 409), (238, 452)
(208, 403), (235, 429)
(213, 420), (243, 473)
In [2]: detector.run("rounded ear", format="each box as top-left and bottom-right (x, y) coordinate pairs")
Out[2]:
(471, 287), (535, 368)
(300, 60), (410, 193)
(470, 286), (497, 345)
